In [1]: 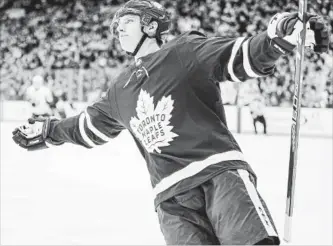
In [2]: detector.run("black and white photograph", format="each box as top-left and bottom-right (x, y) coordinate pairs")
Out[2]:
(1, 0), (332, 245)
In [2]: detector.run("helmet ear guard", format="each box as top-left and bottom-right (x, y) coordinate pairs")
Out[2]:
(143, 21), (158, 37)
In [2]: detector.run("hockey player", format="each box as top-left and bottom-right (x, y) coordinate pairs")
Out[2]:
(52, 87), (76, 119)
(12, 1), (329, 244)
(25, 75), (54, 117)
(249, 95), (267, 134)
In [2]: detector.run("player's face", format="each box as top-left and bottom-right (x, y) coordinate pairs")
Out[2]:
(117, 15), (143, 53)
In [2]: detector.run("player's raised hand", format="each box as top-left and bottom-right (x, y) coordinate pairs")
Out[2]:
(12, 116), (62, 151)
(267, 12), (329, 54)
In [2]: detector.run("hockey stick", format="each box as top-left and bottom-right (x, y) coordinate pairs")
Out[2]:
(283, 0), (307, 242)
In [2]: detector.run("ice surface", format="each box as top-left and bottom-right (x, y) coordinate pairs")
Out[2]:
(1, 122), (332, 245)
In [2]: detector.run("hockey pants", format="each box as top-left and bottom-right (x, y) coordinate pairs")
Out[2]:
(156, 169), (280, 245)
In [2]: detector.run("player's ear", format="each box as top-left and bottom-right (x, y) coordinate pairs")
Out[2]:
(144, 21), (158, 37)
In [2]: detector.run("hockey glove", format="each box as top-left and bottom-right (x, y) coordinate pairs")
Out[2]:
(308, 15), (329, 53)
(12, 116), (63, 151)
(267, 12), (329, 54)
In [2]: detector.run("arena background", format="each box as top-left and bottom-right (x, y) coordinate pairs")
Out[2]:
(0, 0), (332, 245)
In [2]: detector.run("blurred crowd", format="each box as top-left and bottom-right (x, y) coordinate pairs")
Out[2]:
(0, 0), (332, 107)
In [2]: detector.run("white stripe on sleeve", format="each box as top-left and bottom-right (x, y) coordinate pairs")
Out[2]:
(84, 110), (110, 142)
(227, 37), (246, 83)
(242, 39), (261, 78)
(237, 169), (278, 237)
(78, 113), (96, 148)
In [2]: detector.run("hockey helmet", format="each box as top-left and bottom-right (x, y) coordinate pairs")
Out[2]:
(110, 0), (171, 43)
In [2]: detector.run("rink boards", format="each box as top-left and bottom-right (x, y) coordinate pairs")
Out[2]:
(1, 101), (332, 138)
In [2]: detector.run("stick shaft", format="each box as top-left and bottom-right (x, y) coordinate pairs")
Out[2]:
(283, 0), (307, 242)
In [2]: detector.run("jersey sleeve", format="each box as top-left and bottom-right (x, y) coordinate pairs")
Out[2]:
(181, 31), (283, 82)
(47, 88), (125, 148)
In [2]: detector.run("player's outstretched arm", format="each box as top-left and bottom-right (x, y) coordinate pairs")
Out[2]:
(12, 92), (125, 151)
(186, 12), (328, 84)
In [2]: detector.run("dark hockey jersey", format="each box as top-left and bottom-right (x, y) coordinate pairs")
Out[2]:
(48, 31), (282, 208)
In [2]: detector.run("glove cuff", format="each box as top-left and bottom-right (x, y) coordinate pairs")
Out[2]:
(45, 118), (65, 146)
(45, 138), (65, 146)
(270, 37), (296, 55)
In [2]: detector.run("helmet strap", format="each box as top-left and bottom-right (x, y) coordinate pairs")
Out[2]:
(129, 27), (148, 56)
(155, 33), (163, 47)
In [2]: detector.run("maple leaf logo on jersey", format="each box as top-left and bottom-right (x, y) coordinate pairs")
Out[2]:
(130, 89), (178, 153)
